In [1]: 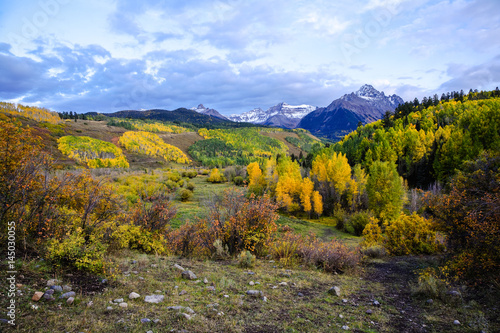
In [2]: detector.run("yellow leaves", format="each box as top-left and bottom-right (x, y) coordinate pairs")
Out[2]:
(300, 177), (314, 213)
(0, 102), (60, 124)
(119, 131), (189, 164)
(312, 152), (351, 194)
(312, 191), (323, 216)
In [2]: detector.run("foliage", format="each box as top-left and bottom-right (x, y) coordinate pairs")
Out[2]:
(366, 160), (404, 223)
(111, 224), (166, 254)
(269, 231), (301, 266)
(247, 162), (266, 195)
(411, 267), (448, 300)
(58, 135), (129, 168)
(188, 138), (244, 167)
(0, 102), (61, 124)
(179, 188), (193, 202)
(345, 211), (373, 236)
(361, 217), (384, 248)
(119, 131), (189, 164)
(285, 131), (324, 153)
(46, 228), (108, 273)
(425, 152), (500, 285)
(384, 213), (443, 256)
(233, 176), (244, 186)
(107, 118), (189, 133)
(237, 250), (256, 268)
(207, 168), (226, 183)
(131, 194), (176, 233)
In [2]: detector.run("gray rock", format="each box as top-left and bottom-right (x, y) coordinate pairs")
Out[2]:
(179, 313), (193, 320)
(63, 285), (72, 292)
(342, 325), (349, 330)
(203, 277), (209, 284)
(279, 282), (288, 286)
(67, 297), (75, 305)
(179, 290), (187, 296)
(426, 299), (433, 304)
(366, 309), (373, 314)
(279, 273), (291, 278)
(373, 300), (381, 307)
(246, 271), (255, 275)
(151, 264), (157, 268)
(342, 299), (348, 303)
(131, 260), (137, 264)
(246, 290), (263, 297)
(101, 279), (108, 284)
(173, 264), (185, 271)
(106, 306), (113, 311)
(206, 286), (216, 292)
(141, 318), (151, 323)
(297, 292), (304, 297)
(50, 285), (63, 292)
(167, 306), (195, 314)
(181, 270), (197, 280)
(249, 281), (255, 286)
(453, 320), (460, 325)
(114, 298), (124, 303)
(59, 291), (76, 299)
(129, 292), (140, 299)
(262, 296), (268, 302)
(207, 303), (219, 308)
(328, 286), (341, 297)
(46, 279), (60, 287)
(119, 302), (128, 308)
(144, 295), (164, 303)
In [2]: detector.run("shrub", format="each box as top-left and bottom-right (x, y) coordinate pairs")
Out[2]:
(131, 194), (176, 233)
(111, 224), (166, 254)
(361, 245), (387, 258)
(237, 250), (256, 268)
(46, 228), (108, 273)
(207, 168), (226, 183)
(345, 211), (372, 236)
(200, 169), (210, 175)
(361, 217), (384, 248)
(333, 208), (348, 231)
(233, 176), (244, 186)
(384, 213), (443, 256)
(270, 232), (301, 266)
(168, 171), (182, 182)
(411, 267), (448, 300)
(186, 182), (195, 191)
(212, 239), (230, 260)
(179, 188), (193, 202)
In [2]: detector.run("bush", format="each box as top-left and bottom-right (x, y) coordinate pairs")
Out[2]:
(212, 239), (230, 260)
(131, 194), (176, 233)
(361, 217), (384, 248)
(186, 182), (195, 191)
(179, 188), (193, 202)
(111, 224), (166, 254)
(46, 228), (108, 273)
(233, 176), (244, 186)
(384, 213), (443, 256)
(411, 267), (448, 300)
(333, 208), (348, 232)
(361, 245), (387, 258)
(168, 171), (182, 182)
(237, 250), (256, 268)
(345, 211), (372, 236)
(207, 168), (226, 183)
(270, 232), (301, 266)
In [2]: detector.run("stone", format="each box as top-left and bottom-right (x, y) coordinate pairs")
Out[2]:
(129, 292), (140, 299)
(279, 282), (288, 286)
(262, 296), (268, 302)
(206, 286), (216, 292)
(342, 325), (349, 330)
(366, 309), (373, 314)
(101, 279), (108, 284)
(141, 318), (151, 323)
(32, 292), (44, 301)
(167, 306), (195, 314)
(106, 306), (113, 311)
(151, 264), (158, 268)
(224, 295), (229, 298)
(179, 313), (192, 320)
(249, 281), (255, 286)
(154, 290), (162, 294)
(87, 301), (93, 307)
(279, 273), (291, 278)
(203, 277), (209, 284)
(246, 271), (255, 275)
(114, 298), (124, 303)
(119, 302), (128, 308)
(426, 299), (433, 304)
(328, 286), (341, 297)
(67, 297), (75, 305)
(179, 290), (187, 296)
(448, 290), (461, 297)
(246, 290), (263, 297)
(453, 320), (460, 325)
(173, 264), (185, 271)
(117, 319), (125, 323)
(131, 271), (138, 274)
(46, 279), (60, 287)
(144, 295), (164, 303)
(131, 260), (137, 264)
(297, 292), (304, 297)
(373, 300), (381, 307)
(207, 303), (219, 308)
(59, 291), (76, 299)
(181, 270), (197, 280)
(342, 299), (348, 303)
(50, 285), (63, 292)
(339, 314), (344, 319)
(62, 285), (72, 292)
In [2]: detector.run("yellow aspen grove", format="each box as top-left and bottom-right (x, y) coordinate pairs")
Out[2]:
(300, 177), (314, 214)
(312, 190), (323, 216)
(311, 151), (351, 194)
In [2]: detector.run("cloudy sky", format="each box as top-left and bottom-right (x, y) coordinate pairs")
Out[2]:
(0, 0), (499, 116)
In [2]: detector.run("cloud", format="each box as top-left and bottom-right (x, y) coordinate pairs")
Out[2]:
(439, 55), (500, 92)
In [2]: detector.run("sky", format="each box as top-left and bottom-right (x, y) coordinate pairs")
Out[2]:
(0, 0), (499, 116)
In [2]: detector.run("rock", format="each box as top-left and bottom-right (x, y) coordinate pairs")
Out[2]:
(342, 325), (349, 330)
(207, 303), (219, 308)
(50, 285), (63, 292)
(101, 279), (108, 284)
(106, 306), (113, 311)
(138, 276), (144, 280)
(249, 281), (255, 286)
(131, 271), (138, 274)
(448, 290), (461, 297)
(179, 313), (192, 320)
(279, 282), (288, 286)
(129, 292), (140, 299)
(373, 300), (381, 307)
(141, 318), (151, 323)
(63, 285), (72, 292)
(87, 301), (93, 307)
(114, 298), (124, 303)
(262, 296), (268, 302)
(206, 286), (216, 292)
(67, 297), (75, 305)
(46, 279), (60, 287)
(339, 314), (344, 319)
(59, 291), (76, 299)
(144, 295), (164, 303)
(131, 260), (137, 264)
(203, 277), (209, 284)
(328, 286), (341, 297)
(426, 299), (433, 304)
(179, 290), (187, 296)
(224, 295), (229, 298)
(246, 271), (255, 275)
(297, 292), (304, 297)
(173, 264), (185, 271)
(167, 306), (195, 314)
(181, 270), (197, 280)
(153, 319), (160, 323)
(151, 264), (157, 268)
(117, 319), (125, 323)
(342, 299), (348, 303)
(154, 290), (162, 294)
(279, 273), (291, 278)
(366, 309), (373, 314)
(453, 320), (460, 325)
(246, 290), (263, 297)
(32, 292), (44, 302)
(119, 302), (128, 308)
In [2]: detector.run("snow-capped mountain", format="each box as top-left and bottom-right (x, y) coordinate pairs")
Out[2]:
(297, 85), (404, 141)
(229, 103), (317, 128)
(191, 104), (228, 120)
